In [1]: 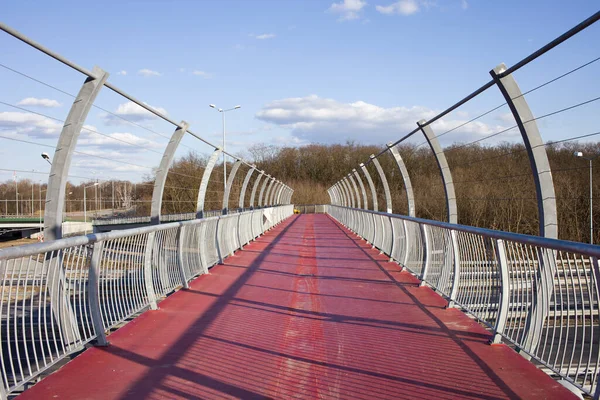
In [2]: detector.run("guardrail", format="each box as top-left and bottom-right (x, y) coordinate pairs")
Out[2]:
(327, 204), (600, 398)
(0, 205), (294, 397)
(91, 209), (256, 226)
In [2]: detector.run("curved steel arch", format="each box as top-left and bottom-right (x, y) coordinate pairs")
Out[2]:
(150, 122), (189, 225)
(370, 155), (392, 213)
(196, 148), (223, 218)
(264, 177), (276, 207)
(491, 63), (557, 239)
(269, 180), (281, 205)
(258, 175), (271, 207)
(334, 182), (345, 207)
(360, 163), (378, 211)
(340, 178), (354, 208)
(275, 182), (286, 205)
(249, 171), (265, 208)
(352, 168), (368, 210)
(387, 144), (415, 217)
(343, 177), (357, 208)
(418, 120), (457, 224)
(222, 159), (243, 214)
(239, 166), (255, 209)
(347, 173), (362, 209)
(331, 184), (341, 206)
(44, 66), (110, 240)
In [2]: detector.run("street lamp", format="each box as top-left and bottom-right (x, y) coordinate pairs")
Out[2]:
(209, 104), (241, 191)
(41, 152), (51, 165)
(574, 151), (600, 244)
(84, 182), (99, 233)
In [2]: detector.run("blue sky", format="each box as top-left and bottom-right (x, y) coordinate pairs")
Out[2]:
(0, 0), (599, 183)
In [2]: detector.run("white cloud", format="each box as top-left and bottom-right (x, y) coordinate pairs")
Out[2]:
(79, 128), (163, 152)
(0, 111), (62, 138)
(138, 68), (161, 77)
(117, 70), (127, 76)
(255, 33), (276, 40)
(497, 113), (515, 124)
(376, 0), (419, 15)
(17, 97), (61, 108)
(255, 95), (511, 145)
(328, 0), (367, 21)
(192, 70), (213, 78)
(461, 0), (468, 10)
(71, 155), (149, 173)
(103, 101), (168, 125)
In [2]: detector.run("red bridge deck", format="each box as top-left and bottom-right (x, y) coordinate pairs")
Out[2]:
(20, 214), (574, 399)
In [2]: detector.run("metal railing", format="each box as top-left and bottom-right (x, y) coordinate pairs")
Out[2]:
(0, 205), (294, 397)
(327, 204), (600, 398)
(91, 208), (264, 226)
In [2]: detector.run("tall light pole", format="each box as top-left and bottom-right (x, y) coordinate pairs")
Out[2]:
(84, 182), (99, 233)
(574, 151), (600, 244)
(209, 104), (241, 191)
(39, 181), (42, 238)
(13, 172), (18, 217)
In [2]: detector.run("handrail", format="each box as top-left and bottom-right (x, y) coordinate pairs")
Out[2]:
(330, 205), (600, 257)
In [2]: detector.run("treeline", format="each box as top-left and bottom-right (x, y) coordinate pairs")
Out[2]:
(245, 141), (600, 243)
(2, 141), (597, 243)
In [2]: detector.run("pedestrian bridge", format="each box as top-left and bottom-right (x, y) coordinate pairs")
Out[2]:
(1, 11), (600, 400)
(0, 206), (598, 399)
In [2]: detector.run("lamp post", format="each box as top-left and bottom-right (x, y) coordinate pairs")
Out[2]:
(39, 181), (42, 237)
(209, 104), (241, 191)
(84, 182), (99, 233)
(574, 151), (600, 244)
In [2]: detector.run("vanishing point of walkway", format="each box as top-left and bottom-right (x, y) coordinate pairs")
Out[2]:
(19, 215), (575, 399)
